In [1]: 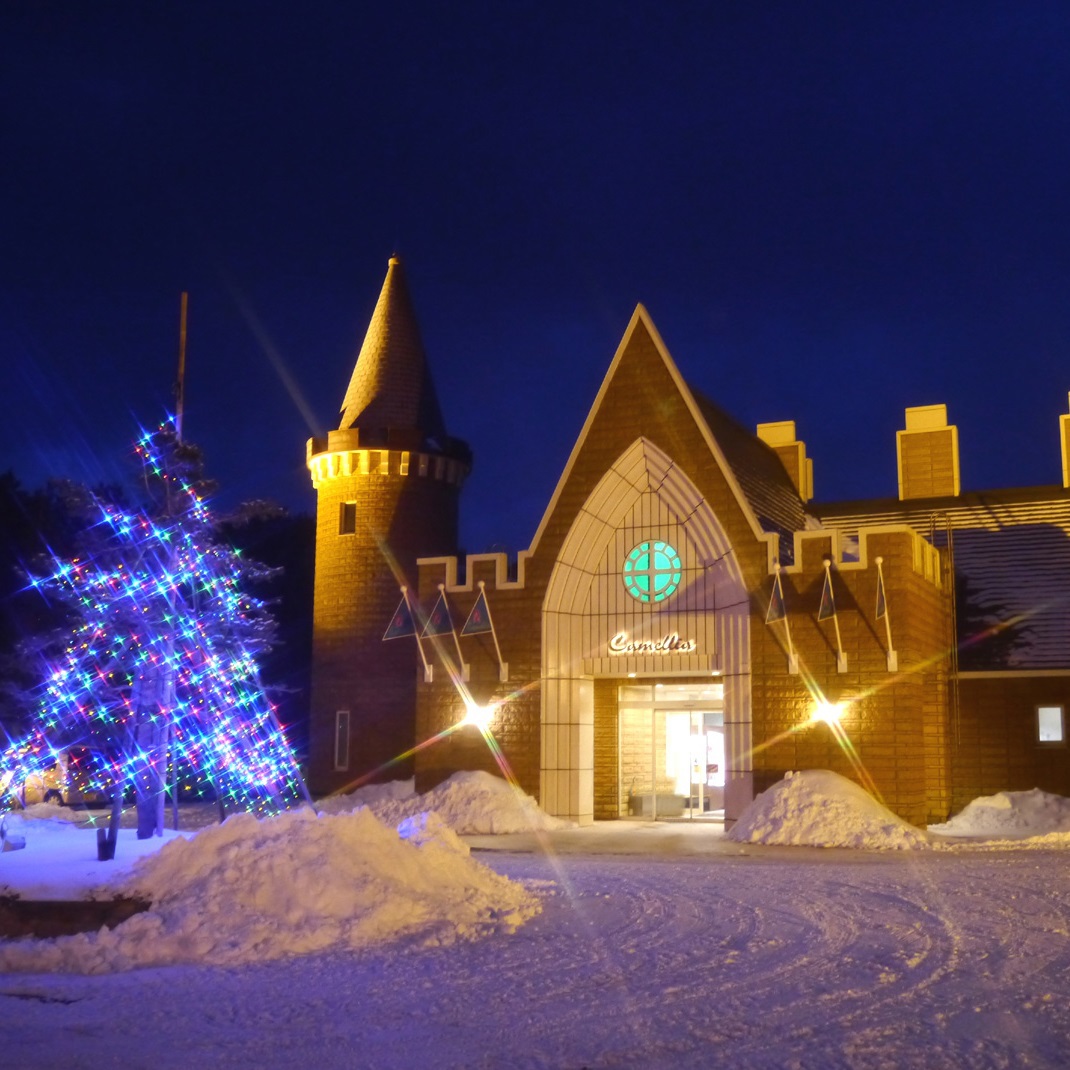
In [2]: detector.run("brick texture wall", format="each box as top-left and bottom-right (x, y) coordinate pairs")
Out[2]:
(308, 451), (462, 795)
(954, 676), (1070, 808)
(414, 554), (543, 797)
(750, 531), (951, 826)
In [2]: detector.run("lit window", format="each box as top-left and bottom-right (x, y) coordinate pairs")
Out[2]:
(339, 501), (357, 535)
(334, 710), (351, 770)
(1037, 705), (1065, 745)
(622, 541), (682, 604)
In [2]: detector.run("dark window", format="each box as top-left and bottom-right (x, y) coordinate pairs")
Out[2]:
(339, 501), (357, 535)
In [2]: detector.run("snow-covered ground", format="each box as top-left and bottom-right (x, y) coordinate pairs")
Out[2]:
(2, 770), (1070, 1068)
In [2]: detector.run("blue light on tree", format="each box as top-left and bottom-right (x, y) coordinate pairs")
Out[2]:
(0, 422), (308, 849)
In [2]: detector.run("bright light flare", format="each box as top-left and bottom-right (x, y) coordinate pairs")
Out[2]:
(811, 700), (846, 725)
(461, 699), (497, 731)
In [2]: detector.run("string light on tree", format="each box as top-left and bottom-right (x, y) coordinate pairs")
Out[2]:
(0, 421), (307, 846)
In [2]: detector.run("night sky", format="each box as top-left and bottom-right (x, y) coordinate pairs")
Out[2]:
(4, 2), (1070, 554)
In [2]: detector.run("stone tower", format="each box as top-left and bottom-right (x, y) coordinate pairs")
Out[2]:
(306, 257), (470, 795)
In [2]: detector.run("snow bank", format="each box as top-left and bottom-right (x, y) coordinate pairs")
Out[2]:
(321, 769), (573, 834)
(727, 770), (931, 850)
(3, 807), (84, 838)
(0, 806), (540, 974)
(930, 787), (1070, 843)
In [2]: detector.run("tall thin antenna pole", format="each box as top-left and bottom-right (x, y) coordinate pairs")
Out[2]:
(170, 291), (189, 832)
(175, 291), (189, 441)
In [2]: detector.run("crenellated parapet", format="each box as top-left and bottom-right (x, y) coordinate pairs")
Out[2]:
(777, 524), (943, 585)
(307, 428), (470, 490)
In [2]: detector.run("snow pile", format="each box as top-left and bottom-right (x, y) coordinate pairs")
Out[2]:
(930, 787), (1070, 843)
(728, 770), (931, 850)
(0, 805), (540, 974)
(3, 807), (83, 839)
(322, 770), (573, 834)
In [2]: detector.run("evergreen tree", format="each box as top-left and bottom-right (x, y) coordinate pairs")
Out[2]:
(0, 424), (307, 850)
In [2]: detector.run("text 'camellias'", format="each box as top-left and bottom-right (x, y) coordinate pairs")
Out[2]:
(608, 632), (697, 656)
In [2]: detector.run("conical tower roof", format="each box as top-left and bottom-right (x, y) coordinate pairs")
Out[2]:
(338, 256), (448, 440)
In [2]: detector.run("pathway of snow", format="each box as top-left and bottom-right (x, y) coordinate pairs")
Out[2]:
(3, 847), (1069, 1069)
(2, 770), (1069, 1066)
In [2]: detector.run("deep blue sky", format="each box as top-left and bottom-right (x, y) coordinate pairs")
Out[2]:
(3, 2), (1070, 553)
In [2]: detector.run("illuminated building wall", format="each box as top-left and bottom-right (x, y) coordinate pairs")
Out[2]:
(306, 258), (469, 795)
(413, 308), (953, 826)
(310, 261), (1070, 826)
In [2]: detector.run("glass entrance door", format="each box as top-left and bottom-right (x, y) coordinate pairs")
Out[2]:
(618, 683), (725, 821)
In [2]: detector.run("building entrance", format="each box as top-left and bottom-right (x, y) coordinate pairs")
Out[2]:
(618, 681), (725, 821)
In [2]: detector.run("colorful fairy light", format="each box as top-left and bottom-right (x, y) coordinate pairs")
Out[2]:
(0, 422), (307, 819)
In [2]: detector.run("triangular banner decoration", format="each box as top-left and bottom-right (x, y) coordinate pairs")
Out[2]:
(818, 565), (837, 620)
(422, 591), (453, 637)
(383, 594), (416, 640)
(766, 570), (786, 623)
(461, 589), (494, 636)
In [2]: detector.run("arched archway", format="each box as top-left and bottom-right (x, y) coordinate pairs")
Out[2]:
(541, 438), (753, 823)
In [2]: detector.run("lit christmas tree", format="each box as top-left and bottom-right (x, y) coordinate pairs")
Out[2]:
(0, 423), (308, 850)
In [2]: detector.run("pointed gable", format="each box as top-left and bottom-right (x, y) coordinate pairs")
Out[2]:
(532, 305), (808, 565)
(338, 256), (448, 440)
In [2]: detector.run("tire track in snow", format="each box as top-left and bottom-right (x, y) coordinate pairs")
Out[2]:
(6, 851), (1070, 1070)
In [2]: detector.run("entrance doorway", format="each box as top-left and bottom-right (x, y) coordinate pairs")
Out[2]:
(618, 682), (725, 821)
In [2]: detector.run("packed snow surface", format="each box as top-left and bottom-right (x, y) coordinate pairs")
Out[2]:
(3, 769), (1070, 1067)
(728, 769), (933, 849)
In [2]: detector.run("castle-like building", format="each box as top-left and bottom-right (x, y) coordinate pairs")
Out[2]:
(307, 257), (1070, 827)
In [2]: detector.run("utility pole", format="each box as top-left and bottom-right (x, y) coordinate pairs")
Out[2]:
(175, 292), (188, 441)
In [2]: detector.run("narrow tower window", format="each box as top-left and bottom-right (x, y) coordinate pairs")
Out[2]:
(339, 501), (357, 535)
(334, 710), (351, 770)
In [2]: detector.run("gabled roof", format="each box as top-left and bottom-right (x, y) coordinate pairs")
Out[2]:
(689, 388), (812, 552)
(531, 305), (810, 560)
(338, 256), (448, 440)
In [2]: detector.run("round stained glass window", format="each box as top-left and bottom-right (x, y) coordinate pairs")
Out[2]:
(622, 540), (682, 603)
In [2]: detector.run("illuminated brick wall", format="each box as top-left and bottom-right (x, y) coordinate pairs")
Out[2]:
(749, 529), (952, 826)
(955, 677), (1070, 807)
(306, 430), (466, 795)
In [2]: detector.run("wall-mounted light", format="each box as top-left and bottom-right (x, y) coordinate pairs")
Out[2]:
(810, 701), (845, 725)
(461, 699), (496, 731)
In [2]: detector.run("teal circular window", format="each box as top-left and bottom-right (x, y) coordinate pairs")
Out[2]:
(622, 541), (682, 603)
